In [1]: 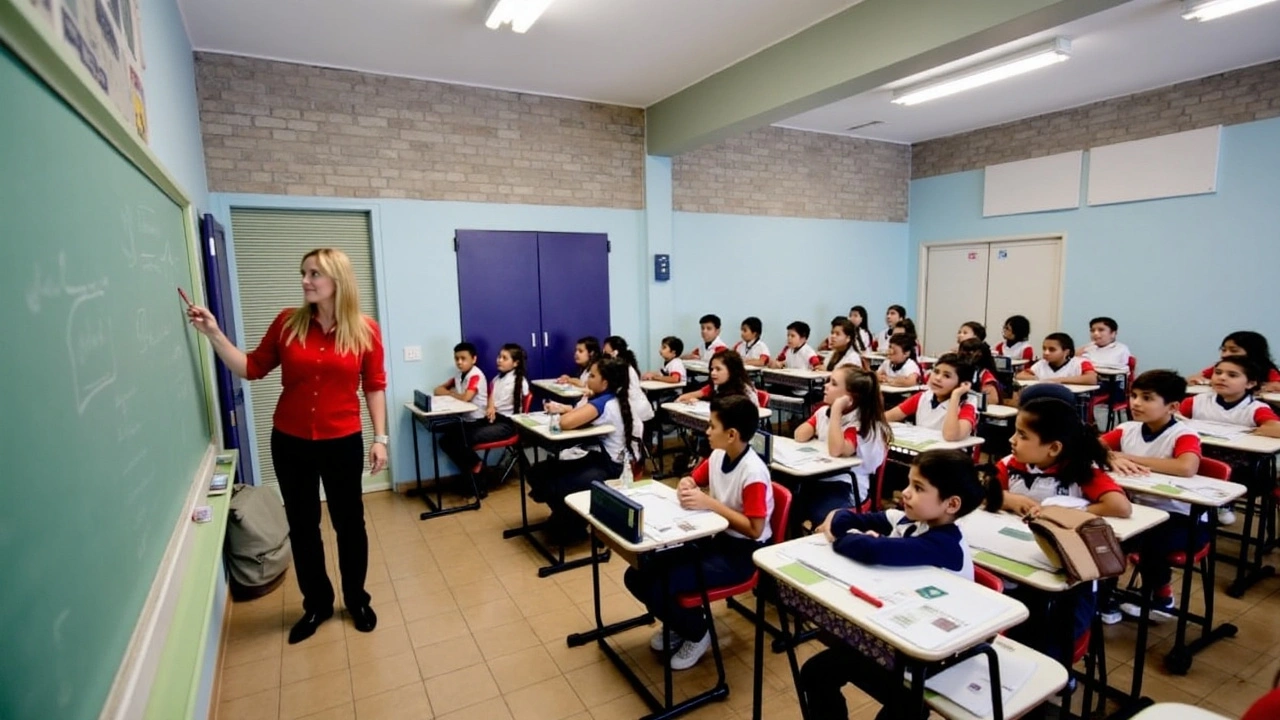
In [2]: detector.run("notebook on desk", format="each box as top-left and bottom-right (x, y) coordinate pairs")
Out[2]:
(589, 481), (644, 544)
(413, 390), (432, 412)
(750, 430), (773, 464)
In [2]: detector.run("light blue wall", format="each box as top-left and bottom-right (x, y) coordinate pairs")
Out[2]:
(141, 0), (209, 209)
(908, 117), (1280, 376)
(209, 193), (646, 485)
(672, 212), (910, 356)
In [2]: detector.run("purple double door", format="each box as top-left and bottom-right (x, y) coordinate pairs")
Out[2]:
(455, 230), (610, 380)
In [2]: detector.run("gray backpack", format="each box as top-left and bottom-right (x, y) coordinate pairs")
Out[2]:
(225, 483), (292, 599)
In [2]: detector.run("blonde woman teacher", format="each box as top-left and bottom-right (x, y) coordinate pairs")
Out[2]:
(187, 248), (387, 643)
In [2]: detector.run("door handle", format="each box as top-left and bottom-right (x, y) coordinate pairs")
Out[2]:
(543, 331), (549, 346)
(531, 332), (537, 348)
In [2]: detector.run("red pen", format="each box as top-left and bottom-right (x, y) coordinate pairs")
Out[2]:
(849, 584), (884, 608)
(177, 287), (195, 308)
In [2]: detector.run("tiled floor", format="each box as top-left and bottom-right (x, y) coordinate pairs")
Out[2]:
(215, 481), (1280, 720)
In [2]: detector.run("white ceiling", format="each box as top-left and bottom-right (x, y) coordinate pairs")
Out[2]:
(777, 0), (1280, 144)
(178, 0), (860, 108)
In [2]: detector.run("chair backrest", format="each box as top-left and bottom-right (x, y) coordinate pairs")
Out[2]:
(521, 390), (534, 414)
(859, 462), (887, 513)
(1198, 457), (1232, 481)
(992, 356), (1013, 374)
(973, 566), (1005, 593)
(757, 389), (770, 409)
(1127, 355), (1138, 381)
(769, 482), (793, 544)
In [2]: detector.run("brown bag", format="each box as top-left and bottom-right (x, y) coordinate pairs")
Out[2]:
(1028, 506), (1125, 583)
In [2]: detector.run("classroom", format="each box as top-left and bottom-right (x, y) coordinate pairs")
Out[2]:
(4, 0), (1280, 719)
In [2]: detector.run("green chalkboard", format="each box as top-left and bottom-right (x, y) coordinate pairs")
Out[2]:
(0, 43), (212, 720)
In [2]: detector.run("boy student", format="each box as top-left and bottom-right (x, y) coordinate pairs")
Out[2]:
(684, 314), (727, 360)
(733, 316), (770, 366)
(1081, 316), (1131, 369)
(434, 342), (487, 420)
(642, 336), (686, 383)
(770, 321), (822, 370)
(801, 450), (986, 719)
(622, 395), (775, 671)
(1101, 370), (1201, 622)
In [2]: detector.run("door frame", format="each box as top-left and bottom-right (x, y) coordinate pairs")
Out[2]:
(915, 233), (1068, 351)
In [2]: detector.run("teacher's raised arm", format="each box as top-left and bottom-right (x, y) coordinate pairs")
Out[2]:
(187, 247), (386, 644)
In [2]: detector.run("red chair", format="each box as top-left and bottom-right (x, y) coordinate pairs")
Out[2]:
(1088, 356), (1137, 430)
(855, 462), (887, 514)
(973, 566), (1004, 593)
(470, 392), (533, 486)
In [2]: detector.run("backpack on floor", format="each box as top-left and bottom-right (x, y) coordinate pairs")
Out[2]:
(225, 483), (292, 600)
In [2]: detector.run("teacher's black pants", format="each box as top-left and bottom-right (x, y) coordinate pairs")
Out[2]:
(272, 429), (370, 614)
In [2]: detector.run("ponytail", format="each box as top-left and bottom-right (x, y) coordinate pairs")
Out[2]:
(598, 358), (638, 461)
(604, 335), (640, 373)
(501, 343), (528, 415)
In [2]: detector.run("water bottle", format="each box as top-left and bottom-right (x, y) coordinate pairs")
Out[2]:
(618, 450), (634, 488)
(549, 412), (561, 434)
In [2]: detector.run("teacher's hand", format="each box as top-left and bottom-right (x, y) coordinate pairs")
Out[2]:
(369, 441), (387, 474)
(186, 305), (220, 337)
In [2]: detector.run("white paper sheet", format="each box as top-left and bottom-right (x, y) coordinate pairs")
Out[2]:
(959, 513), (1058, 572)
(1185, 419), (1250, 442)
(924, 644), (1038, 717)
(627, 490), (706, 538)
(773, 443), (823, 468)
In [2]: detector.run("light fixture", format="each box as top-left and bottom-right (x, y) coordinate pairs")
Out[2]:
(1181, 0), (1279, 21)
(891, 38), (1072, 106)
(485, 0), (557, 33)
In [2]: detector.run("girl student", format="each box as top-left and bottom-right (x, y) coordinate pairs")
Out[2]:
(874, 304), (906, 351)
(555, 336), (601, 387)
(1180, 356), (1280, 438)
(952, 320), (987, 351)
(995, 314), (1034, 362)
(875, 333), (921, 388)
(1017, 332), (1098, 386)
(886, 353), (978, 442)
(603, 335), (656, 426)
(792, 367), (891, 528)
(892, 318), (923, 357)
(675, 349), (760, 407)
(438, 343), (530, 484)
(800, 450), (987, 720)
(990, 392), (1131, 661)
(532, 357), (640, 543)
(1187, 331), (1280, 392)
(819, 305), (873, 353)
(825, 317), (862, 371)
(957, 337), (1002, 408)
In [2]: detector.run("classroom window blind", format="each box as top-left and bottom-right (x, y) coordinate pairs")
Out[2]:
(229, 208), (380, 490)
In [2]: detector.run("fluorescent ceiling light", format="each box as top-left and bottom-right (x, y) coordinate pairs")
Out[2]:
(891, 38), (1072, 106)
(485, 0), (557, 33)
(1182, 0), (1279, 21)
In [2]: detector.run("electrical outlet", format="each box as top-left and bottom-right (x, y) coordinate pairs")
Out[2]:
(403, 345), (422, 362)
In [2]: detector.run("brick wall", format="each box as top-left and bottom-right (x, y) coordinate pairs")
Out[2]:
(912, 60), (1280, 179)
(672, 126), (910, 222)
(194, 53), (645, 208)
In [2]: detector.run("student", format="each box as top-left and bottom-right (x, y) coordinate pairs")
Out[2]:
(685, 314), (728, 360)
(603, 335), (656, 426)
(800, 450), (986, 720)
(995, 394), (1131, 661)
(531, 358), (638, 543)
(770, 321), (822, 370)
(886, 353), (978, 441)
(957, 338), (1001, 408)
(732, 316), (771, 367)
(434, 342), (487, 420)
(825, 318), (862, 371)
(793, 367), (890, 527)
(623, 395), (775, 671)
(1101, 370), (1202, 622)
(1188, 331), (1280, 392)
(555, 336), (601, 388)
(994, 314), (1034, 362)
(641, 336), (686, 383)
(892, 319), (923, 357)
(1017, 332), (1098, 386)
(819, 305), (873, 352)
(1180, 356), (1280, 438)
(438, 343), (530, 481)
(954, 320), (987, 349)
(874, 304), (906, 351)
(676, 350), (760, 407)
(876, 334), (921, 387)
(1081, 316), (1131, 369)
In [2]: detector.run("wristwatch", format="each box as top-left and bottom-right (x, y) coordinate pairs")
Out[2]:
(373, 434), (389, 446)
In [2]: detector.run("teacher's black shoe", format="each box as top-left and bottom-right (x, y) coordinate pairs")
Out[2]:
(349, 604), (378, 633)
(287, 609), (333, 645)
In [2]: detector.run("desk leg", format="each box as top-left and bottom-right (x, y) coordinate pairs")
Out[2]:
(566, 529), (652, 647)
(1226, 455), (1278, 597)
(417, 416), (482, 521)
(752, 592), (766, 720)
(408, 416), (424, 499)
(777, 602), (810, 720)
(1165, 513), (1239, 674)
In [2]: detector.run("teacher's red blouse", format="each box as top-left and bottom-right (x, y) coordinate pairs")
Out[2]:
(246, 309), (387, 440)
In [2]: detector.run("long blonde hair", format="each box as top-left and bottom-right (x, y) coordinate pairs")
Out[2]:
(282, 248), (372, 355)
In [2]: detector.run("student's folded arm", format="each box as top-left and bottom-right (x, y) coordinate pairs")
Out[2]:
(829, 510), (890, 536)
(1256, 420), (1280, 438)
(1088, 490), (1132, 519)
(941, 401), (973, 442)
(885, 406), (907, 423)
(557, 401), (601, 431)
(833, 531), (964, 572)
(794, 419), (816, 442)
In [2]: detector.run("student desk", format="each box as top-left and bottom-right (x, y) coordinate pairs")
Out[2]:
(887, 422), (985, 462)
(1114, 472), (1248, 675)
(502, 413), (616, 577)
(1190, 383), (1280, 404)
(979, 405), (1019, 459)
(531, 378), (584, 401)
(404, 398), (482, 521)
(769, 436), (866, 506)
(686, 359), (764, 377)
(1188, 424), (1280, 597)
(564, 481), (730, 720)
(640, 379), (686, 477)
(753, 537), (1042, 720)
(660, 400), (771, 435)
(958, 506), (1167, 712)
(640, 379), (686, 394)
(760, 367), (829, 394)
(1015, 380), (1101, 423)
(880, 384), (924, 395)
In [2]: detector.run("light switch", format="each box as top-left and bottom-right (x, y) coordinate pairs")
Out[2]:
(403, 345), (422, 362)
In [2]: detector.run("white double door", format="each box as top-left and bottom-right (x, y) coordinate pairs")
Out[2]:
(920, 238), (1062, 357)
